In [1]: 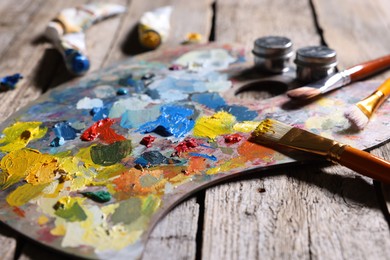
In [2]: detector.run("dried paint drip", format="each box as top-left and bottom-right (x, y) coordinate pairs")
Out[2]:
(0, 44), (387, 260)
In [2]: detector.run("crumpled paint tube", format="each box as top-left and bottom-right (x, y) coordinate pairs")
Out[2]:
(138, 6), (173, 50)
(45, 3), (126, 75)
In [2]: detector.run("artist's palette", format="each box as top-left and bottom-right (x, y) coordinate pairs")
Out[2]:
(0, 43), (390, 259)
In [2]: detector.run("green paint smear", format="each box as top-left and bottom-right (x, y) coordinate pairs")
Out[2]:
(142, 195), (161, 216)
(54, 201), (87, 222)
(111, 197), (142, 225)
(82, 190), (111, 203)
(139, 174), (160, 188)
(219, 146), (234, 155)
(90, 140), (132, 166)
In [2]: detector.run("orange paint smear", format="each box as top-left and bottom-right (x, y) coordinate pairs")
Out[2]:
(13, 206), (26, 218)
(237, 140), (276, 163)
(186, 156), (208, 174)
(112, 168), (166, 197)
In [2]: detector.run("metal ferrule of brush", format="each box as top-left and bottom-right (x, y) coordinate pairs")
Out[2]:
(280, 128), (346, 159)
(318, 70), (351, 94)
(356, 90), (386, 118)
(326, 142), (347, 163)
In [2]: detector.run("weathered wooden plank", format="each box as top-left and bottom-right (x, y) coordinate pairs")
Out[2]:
(0, 233), (17, 260)
(103, 0), (213, 66)
(200, 0), (390, 259)
(313, 0), (390, 80)
(142, 198), (199, 260)
(0, 0), (44, 60)
(313, 0), (390, 228)
(0, 0), (89, 122)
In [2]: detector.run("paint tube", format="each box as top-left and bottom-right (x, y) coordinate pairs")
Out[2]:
(45, 28), (90, 76)
(45, 3), (126, 75)
(50, 3), (126, 34)
(0, 73), (23, 91)
(138, 6), (173, 49)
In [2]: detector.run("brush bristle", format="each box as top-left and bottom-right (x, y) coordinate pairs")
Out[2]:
(251, 118), (292, 143)
(344, 105), (369, 130)
(286, 87), (321, 100)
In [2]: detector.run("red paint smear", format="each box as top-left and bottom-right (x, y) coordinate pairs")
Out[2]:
(174, 138), (198, 154)
(80, 118), (126, 144)
(13, 206), (25, 218)
(224, 133), (242, 144)
(37, 226), (58, 243)
(140, 135), (156, 148)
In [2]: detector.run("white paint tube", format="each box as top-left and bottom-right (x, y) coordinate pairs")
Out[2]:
(138, 6), (173, 49)
(45, 3), (126, 75)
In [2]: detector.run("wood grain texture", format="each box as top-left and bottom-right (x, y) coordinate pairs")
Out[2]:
(1, 0), (390, 259)
(312, 0), (390, 225)
(312, 0), (390, 79)
(103, 0), (213, 66)
(0, 235), (17, 260)
(200, 0), (390, 259)
(142, 198), (199, 260)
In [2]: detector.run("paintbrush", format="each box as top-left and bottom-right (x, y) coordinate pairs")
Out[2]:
(344, 78), (390, 130)
(286, 54), (390, 100)
(251, 118), (390, 183)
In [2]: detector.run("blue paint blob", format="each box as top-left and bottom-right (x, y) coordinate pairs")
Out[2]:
(50, 137), (65, 147)
(120, 105), (161, 129)
(53, 121), (79, 140)
(217, 105), (258, 121)
(188, 152), (217, 161)
(90, 107), (109, 121)
(138, 105), (195, 138)
(135, 151), (180, 167)
(117, 88), (128, 95)
(191, 92), (226, 109)
(0, 73), (23, 90)
(141, 73), (155, 80)
(118, 75), (145, 93)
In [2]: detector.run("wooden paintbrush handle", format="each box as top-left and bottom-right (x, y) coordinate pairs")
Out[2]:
(337, 146), (390, 183)
(376, 78), (390, 96)
(346, 54), (390, 82)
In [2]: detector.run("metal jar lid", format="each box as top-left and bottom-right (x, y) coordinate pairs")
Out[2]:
(294, 46), (337, 68)
(253, 36), (293, 58)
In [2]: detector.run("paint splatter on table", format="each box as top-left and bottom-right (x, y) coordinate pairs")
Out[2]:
(0, 43), (389, 259)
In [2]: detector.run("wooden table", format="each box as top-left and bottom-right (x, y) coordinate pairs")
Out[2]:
(1, 0), (390, 259)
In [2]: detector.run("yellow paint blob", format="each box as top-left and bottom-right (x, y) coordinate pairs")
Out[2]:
(51, 224), (66, 236)
(6, 183), (48, 206)
(0, 121), (47, 152)
(37, 215), (49, 225)
(193, 111), (236, 139)
(0, 149), (59, 189)
(233, 121), (259, 133)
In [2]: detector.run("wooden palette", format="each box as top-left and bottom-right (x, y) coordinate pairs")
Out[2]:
(0, 43), (389, 259)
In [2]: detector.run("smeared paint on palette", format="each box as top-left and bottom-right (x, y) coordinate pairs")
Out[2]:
(0, 43), (390, 259)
